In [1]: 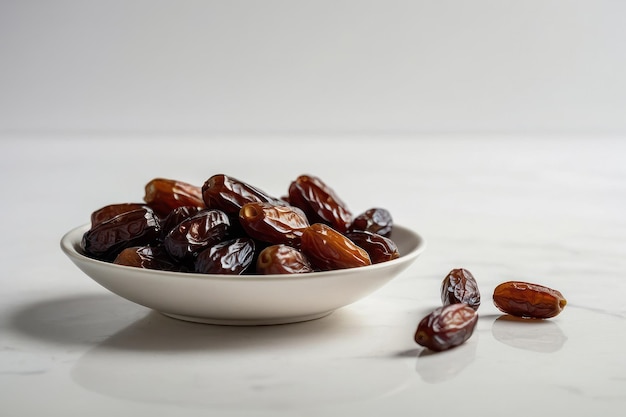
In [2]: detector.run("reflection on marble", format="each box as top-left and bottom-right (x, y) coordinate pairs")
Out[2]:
(70, 309), (414, 410)
(414, 337), (478, 383)
(491, 315), (567, 353)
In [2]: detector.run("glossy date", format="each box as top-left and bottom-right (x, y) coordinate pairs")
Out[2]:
(194, 237), (255, 275)
(143, 178), (205, 217)
(90, 203), (148, 227)
(81, 174), (400, 275)
(288, 175), (352, 233)
(82, 207), (161, 260)
(239, 202), (310, 247)
(202, 174), (286, 215)
(300, 223), (371, 271)
(440, 268), (481, 311)
(349, 208), (393, 237)
(414, 303), (478, 352)
(163, 209), (230, 262)
(344, 230), (399, 264)
(493, 281), (567, 319)
(113, 245), (178, 271)
(160, 206), (202, 239)
(256, 244), (313, 274)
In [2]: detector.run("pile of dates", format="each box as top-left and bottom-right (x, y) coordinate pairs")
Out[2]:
(81, 174), (400, 275)
(414, 268), (567, 352)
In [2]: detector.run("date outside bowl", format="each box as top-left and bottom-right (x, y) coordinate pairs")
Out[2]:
(60, 224), (426, 325)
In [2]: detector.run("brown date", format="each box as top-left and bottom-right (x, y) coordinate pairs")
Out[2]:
(441, 268), (481, 311)
(202, 174), (286, 216)
(414, 304), (478, 352)
(256, 245), (313, 274)
(160, 206), (202, 239)
(82, 207), (161, 260)
(300, 223), (371, 271)
(194, 237), (255, 275)
(113, 245), (178, 271)
(493, 281), (567, 319)
(144, 178), (205, 217)
(239, 202), (310, 247)
(90, 203), (148, 227)
(349, 208), (393, 237)
(163, 209), (230, 262)
(288, 175), (352, 233)
(344, 230), (399, 264)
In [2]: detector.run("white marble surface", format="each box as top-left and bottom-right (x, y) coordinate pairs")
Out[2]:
(1, 135), (625, 416)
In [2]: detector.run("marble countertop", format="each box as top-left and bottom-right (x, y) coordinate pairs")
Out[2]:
(1, 134), (625, 416)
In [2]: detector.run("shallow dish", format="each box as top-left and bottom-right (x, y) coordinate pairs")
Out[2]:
(61, 224), (425, 325)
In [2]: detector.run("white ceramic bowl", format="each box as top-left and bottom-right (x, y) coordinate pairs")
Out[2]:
(61, 224), (425, 325)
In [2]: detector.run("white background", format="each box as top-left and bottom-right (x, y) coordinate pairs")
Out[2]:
(2, 3), (626, 415)
(1, 0), (625, 135)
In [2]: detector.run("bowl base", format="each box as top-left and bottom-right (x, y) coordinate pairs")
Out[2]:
(161, 310), (335, 326)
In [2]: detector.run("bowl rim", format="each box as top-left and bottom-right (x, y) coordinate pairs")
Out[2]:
(60, 223), (426, 283)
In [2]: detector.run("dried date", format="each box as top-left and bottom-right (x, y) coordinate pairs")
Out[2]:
(202, 174), (286, 215)
(163, 209), (230, 262)
(256, 245), (313, 274)
(160, 206), (202, 239)
(300, 223), (371, 271)
(414, 304), (478, 352)
(239, 202), (310, 247)
(344, 230), (399, 264)
(288, 175), (352, 233)
(441, 268), (481, 311)
(113, 245), (178, 271)
(90, 203), (148, 227)
(82, 207), (161, 260)
(81, 173), (400, 275)
(349, 208), (393, 237)
(493, 281), (567, 319)
(144, 178), (205, 217)
(194, 237), (255, 275)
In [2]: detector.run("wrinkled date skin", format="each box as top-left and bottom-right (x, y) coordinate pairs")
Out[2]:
(82, 207), (161, 260)
(256, 244), (313, 274)
(144, 178), (205, 217)
(493, 281), (567, 319)
(441, 268), (481, 311)
(344, 231), (399, 264)
(202, 174), (286, 216)
(81, 174), (401, 275)
(239, 202), (310, 247)
(163, 209), (230, 262)
(414, 304), (478, 352)
(113, 245), (178, 271)
(160, 206), (202, 239)
(288, 175), (352, 233)
(349, 208), (393, 237)
(91, 203), (148, 227)
(300, 223), (371, 271)
(194, 238), (255, 275)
